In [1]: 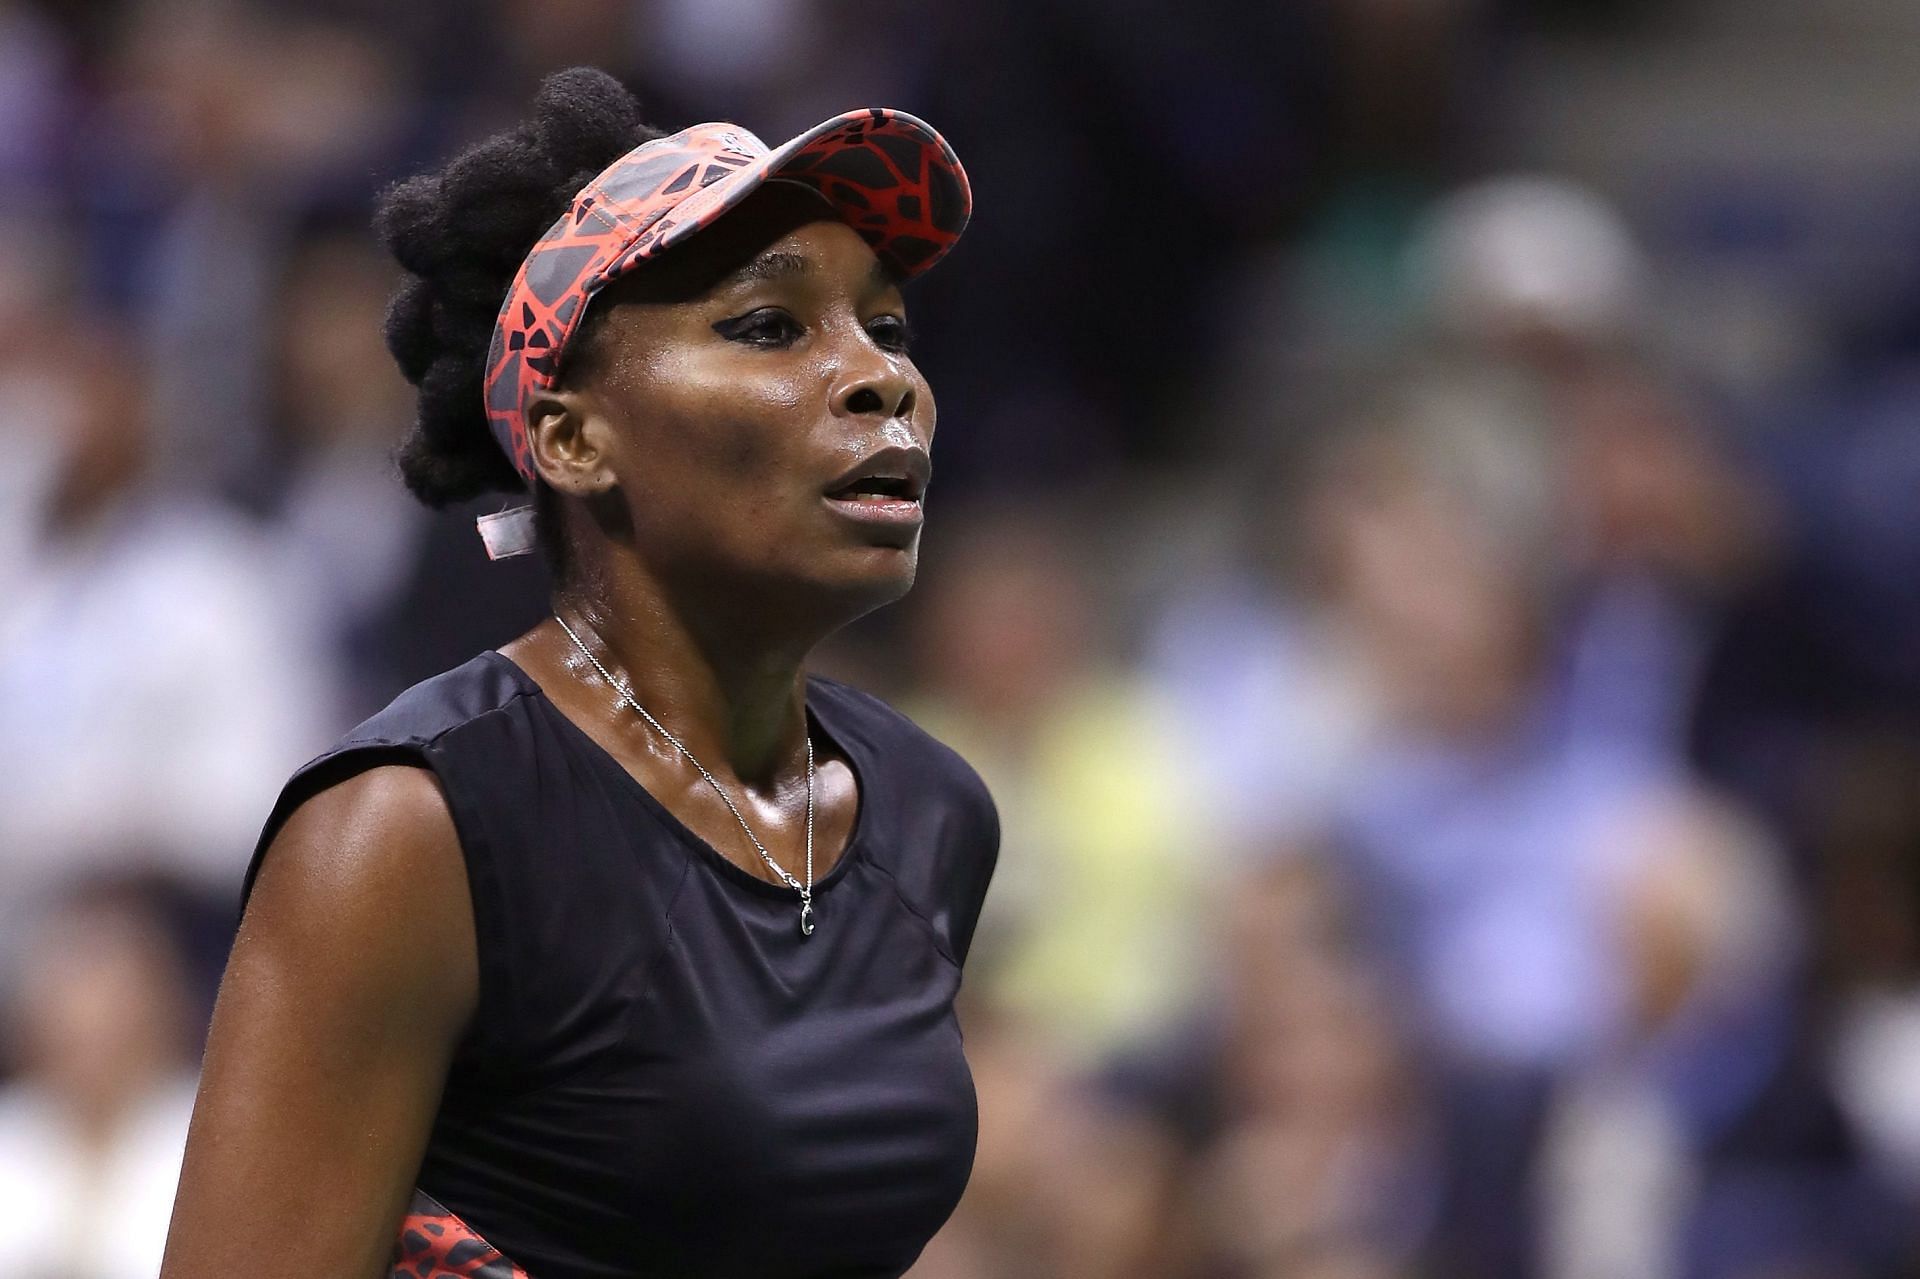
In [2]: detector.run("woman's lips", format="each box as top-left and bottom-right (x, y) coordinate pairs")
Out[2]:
(823, 492), (924, 525)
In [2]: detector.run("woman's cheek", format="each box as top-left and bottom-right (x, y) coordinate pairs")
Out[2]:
(916, 377), (936, 444)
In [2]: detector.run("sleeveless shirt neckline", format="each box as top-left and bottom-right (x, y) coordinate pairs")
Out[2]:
(478, 649), (871, 901)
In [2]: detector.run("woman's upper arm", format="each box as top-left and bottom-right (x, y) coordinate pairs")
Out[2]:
(161, 763), (480, 1279)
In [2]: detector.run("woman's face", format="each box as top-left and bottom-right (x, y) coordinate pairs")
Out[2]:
(536, 182), (935, 624)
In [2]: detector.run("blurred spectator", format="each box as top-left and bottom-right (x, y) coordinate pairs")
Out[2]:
(0, 312), (336, 978)
(1189, 856), (1432, 1279)
(1826, 732), (1920, 1208)
(261, 231), (430, 718)
(1538, 786), (1801, 1279)
(0, 0), (71, 191)
(0, 876), (200, 1278)
(1405, 176), (1774, 768)
(79, 3), (406, 497)
(906, 504), (1216, 1070)
(1289, 401), (1643, 1276)
(0, 210), (77, 588)
(920, 1006), (1187, 1279)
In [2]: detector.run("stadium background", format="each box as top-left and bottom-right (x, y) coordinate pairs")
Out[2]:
(4, 0), (1920, 1274)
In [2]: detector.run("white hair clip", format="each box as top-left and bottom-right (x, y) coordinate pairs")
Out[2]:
(476, 504), (539, 560)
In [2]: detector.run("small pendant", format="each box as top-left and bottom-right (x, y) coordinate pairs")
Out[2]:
(799, 899), (815, 937)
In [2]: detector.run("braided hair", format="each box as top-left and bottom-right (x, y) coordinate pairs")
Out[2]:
(375, 67), (664, 570)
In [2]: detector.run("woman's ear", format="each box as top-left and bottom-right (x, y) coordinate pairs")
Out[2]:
(525, 388), (617, 497)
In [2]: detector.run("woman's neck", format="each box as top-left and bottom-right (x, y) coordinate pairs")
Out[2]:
(550, 568), (819, 789)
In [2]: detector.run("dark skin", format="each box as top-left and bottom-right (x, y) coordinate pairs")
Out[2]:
(161, 183), (934, 1274)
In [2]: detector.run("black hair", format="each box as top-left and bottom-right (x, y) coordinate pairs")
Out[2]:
(374, 67), (665, 569)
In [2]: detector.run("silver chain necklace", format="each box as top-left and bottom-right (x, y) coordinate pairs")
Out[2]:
(556, 614), (817, 937)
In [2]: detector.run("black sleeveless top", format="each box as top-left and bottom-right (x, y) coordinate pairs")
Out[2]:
(240, 651), (1000, 1279)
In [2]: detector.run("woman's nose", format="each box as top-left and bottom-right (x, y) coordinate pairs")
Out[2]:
(830, 340), (916, 421)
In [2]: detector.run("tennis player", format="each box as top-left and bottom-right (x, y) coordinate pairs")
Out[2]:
(160, 67), (998, 1279)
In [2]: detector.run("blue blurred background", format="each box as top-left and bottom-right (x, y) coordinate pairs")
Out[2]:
(4, 0), (1920, 1274)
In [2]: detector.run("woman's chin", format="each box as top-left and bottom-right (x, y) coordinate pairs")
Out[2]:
(811, 545), (920, 616)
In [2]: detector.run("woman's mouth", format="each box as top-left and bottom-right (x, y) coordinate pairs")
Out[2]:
(823, 477), (924, 526)
(822, 457), (928, 527)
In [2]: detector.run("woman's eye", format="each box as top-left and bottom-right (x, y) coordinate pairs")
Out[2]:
(715, 308), (803, 347)
(868, 315), (915, 354)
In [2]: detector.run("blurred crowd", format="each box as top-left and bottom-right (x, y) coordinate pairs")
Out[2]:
(4, 0), (1920, 1276)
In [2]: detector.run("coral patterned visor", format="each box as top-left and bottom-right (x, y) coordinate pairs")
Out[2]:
(482, 108), (971, 497)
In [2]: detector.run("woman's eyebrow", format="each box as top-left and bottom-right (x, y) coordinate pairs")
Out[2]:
(733, 250), (812, 283)
(724, 250), (900, 292)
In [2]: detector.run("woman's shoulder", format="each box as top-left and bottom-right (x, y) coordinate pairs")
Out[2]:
(337, 651), (539, 752)
(809, 675), (1000, 966)
(240, 652), (539, 912)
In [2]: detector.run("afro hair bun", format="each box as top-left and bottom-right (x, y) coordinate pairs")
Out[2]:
(377, 67), (664, 508)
